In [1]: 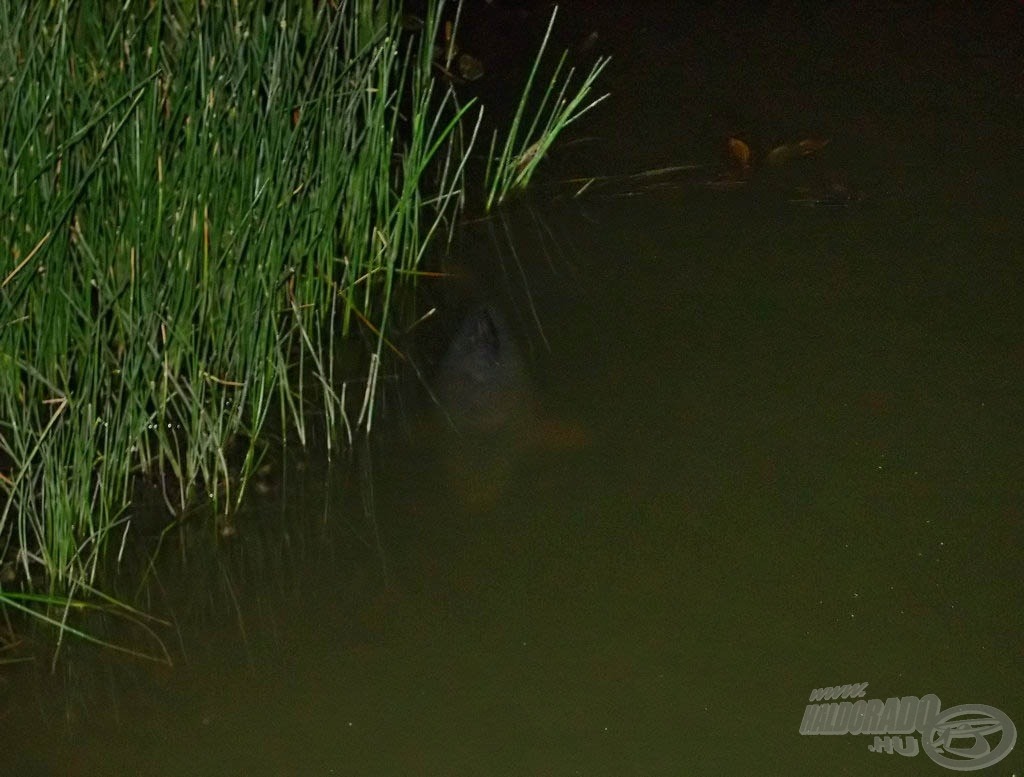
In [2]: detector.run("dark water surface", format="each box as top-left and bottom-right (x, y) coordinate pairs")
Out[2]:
(4, 2), (1023, 775)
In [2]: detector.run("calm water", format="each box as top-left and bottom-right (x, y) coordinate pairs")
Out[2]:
(4, 2), (1022, 775)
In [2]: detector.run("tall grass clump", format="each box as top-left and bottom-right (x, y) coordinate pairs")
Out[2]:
(484, 7), (610, 211)
(0, 0), (478, 613)
(0, 0), (610, 644)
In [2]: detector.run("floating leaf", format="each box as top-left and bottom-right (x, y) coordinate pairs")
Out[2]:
(727, 137), (752, 167)
(457, 53), (484, 81)
(764, 143), (795, 167)
(797, 138), (830, 155)
(765, 137), (831, 168)
(726, 137), (752, 178)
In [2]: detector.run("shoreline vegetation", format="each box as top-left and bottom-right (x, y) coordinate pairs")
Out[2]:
(0, 0), (608, 655)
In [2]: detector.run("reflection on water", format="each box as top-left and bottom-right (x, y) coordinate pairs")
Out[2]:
(3, 2), (1024, 774)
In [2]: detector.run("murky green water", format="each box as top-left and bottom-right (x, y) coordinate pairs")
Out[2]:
(3, 2), (1022, 775)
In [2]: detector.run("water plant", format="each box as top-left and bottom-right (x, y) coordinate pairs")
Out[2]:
(0, 0), (476, 616)
(0, 0), (608, 649)
(484, 7), (610, 211)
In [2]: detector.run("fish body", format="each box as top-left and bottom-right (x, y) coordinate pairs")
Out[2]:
(433, 305), (532, 435)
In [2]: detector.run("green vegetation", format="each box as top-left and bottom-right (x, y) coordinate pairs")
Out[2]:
(484, 7), (610, 211)
(0, 0), (607, 642)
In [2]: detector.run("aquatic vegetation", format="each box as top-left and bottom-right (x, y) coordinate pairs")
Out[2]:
(0, 0), (476, 628)
(0, 0), (611, 647)
(484, 7), (611, 211)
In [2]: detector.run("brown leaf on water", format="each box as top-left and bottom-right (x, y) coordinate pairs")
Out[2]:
(726, 137), (752, 175)
(765, 137), (831, 168)
(797, 138), (830, 155)
(457, 53), (484, 81)
(764, 143), (795, 168)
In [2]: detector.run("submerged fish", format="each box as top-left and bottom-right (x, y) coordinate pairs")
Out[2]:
(433, 304), (532, 435)
(430, 303), (586, 511)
